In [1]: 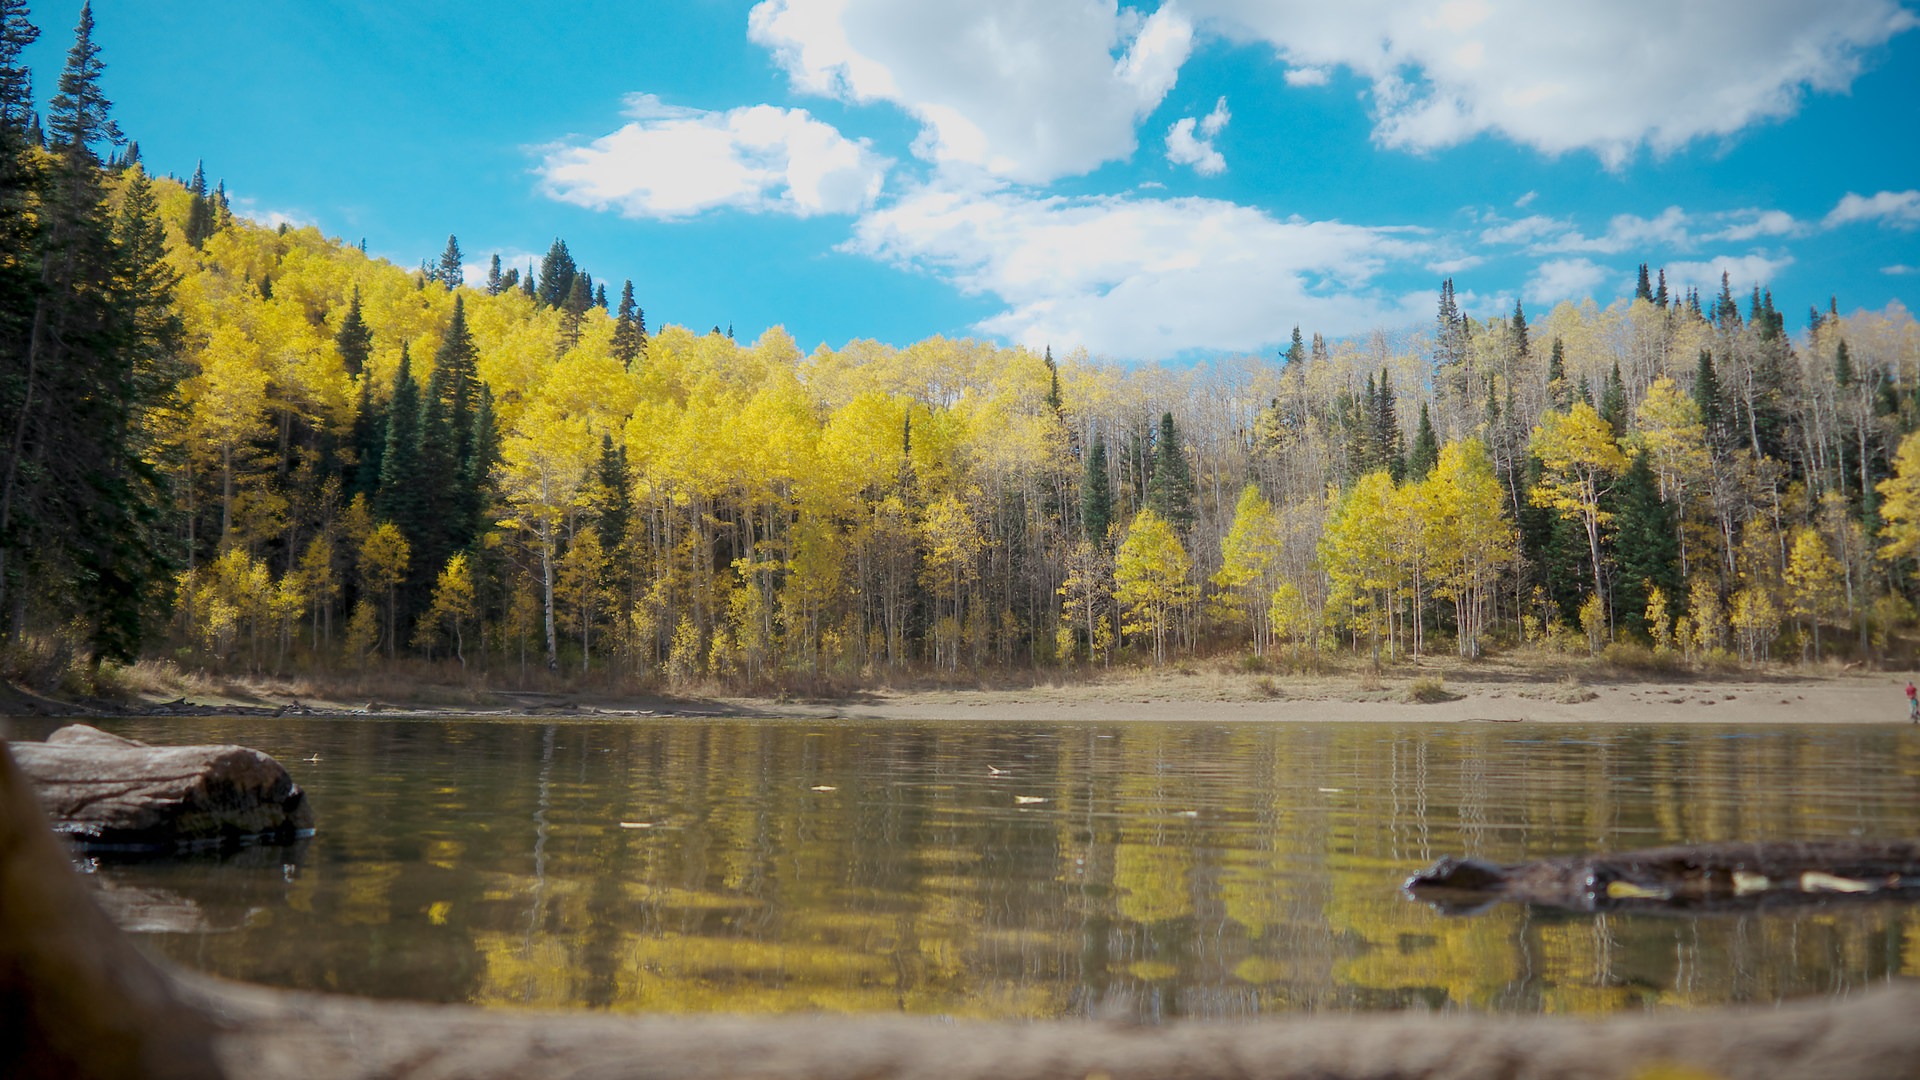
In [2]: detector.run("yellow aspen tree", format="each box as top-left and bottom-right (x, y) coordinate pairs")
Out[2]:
(1633, 377), (1709, 576)
(1729, 585), (1779, 662)
(1211, 484), (1283, 655)
(1645, 585), (1674, 653)
(359, 522), (410, 659)
(343, 599), (379, 667)
(919, 492), (982, 669)
(1058, 538), (1114, 665)
(1319, 470), (1398, 666)
(186, 325), (270, 540)
(1687, 576), (1727, 656)
(1113, 507), (1192, 664)
(1530, 402), (1628, 617)
(298, 535), (339, 653)
(555, 529), (614, 675)
(1782, 526), (1843, 660)
(1425, 440), (1515, 658)
(499, 397), (595, 672)
(420, 552), (478, 669)
(1875, 430), (1920, 563)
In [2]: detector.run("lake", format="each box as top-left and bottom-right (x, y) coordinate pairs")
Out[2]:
(8, 715), (1919, 1021)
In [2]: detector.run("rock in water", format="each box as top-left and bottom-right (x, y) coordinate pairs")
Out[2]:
(11, 725), (313, 853)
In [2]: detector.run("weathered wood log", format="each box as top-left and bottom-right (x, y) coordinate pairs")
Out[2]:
(0, 739), (223, 1080)
(11, 724), (312, 853)
(1405, 839), (1920, 914)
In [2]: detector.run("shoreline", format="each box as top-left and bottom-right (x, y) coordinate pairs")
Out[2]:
(7, 667), (1917, 727)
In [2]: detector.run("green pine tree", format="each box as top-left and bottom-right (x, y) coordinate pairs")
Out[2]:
(1081, 436), (1112, 544)
(1407, 402), (1439, 480)
(1146, 412), (1194, 533)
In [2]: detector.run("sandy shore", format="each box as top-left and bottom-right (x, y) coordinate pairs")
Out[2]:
(700, 670), (1917, 725)
(11, 661), (1919, 727)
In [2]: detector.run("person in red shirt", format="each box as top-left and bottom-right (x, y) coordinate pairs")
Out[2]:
(1906, 681), (1917, 722)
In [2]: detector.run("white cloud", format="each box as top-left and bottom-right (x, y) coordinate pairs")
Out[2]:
(843, 183), (1431, 359)
(1885, 264), (1918, 276)
(1479, 213), (1567, 246)
(1539, 206), (1692, 254)
(1525, 257), (1612, 304)
(748, 0), (1192, 183)
(537, 94), (889, 219)
(1165, 97), (1230, 175)
(1188, 0), (1917, 166)
(1825, 189), (1920, 229)
(1514, 191), (1537, 208)
(229, 197), (315, 231)
(1715, 209), (1801, 242)
(1283, 66), (1330, 87)
(1663, 253), (1795, 294)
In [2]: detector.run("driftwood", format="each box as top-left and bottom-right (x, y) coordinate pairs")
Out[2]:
(1404, 839), (1920, 914)
(4, 737), (1920, 1080)
(11, 724), (312, 853)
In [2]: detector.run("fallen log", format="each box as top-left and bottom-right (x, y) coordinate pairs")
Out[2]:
(11, 724), (313, 854)
(1405, 839), (1920, 914)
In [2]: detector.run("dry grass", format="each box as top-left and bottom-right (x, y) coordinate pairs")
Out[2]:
(1406, 676), (1459, 704)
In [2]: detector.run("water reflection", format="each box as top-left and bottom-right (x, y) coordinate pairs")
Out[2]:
(11, 716), (1920, 1020)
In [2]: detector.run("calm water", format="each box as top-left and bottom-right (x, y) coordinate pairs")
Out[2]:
(8, 715), (1920, 1020)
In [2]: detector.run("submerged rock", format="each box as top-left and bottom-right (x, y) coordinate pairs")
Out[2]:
(11, 725), (313, 854)
(1405, 839), (1920, 914)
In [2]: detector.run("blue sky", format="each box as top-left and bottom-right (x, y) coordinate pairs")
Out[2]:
(30, 1), (1920, 361)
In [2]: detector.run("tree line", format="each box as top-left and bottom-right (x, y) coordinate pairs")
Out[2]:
(4, 2), (1920, 687)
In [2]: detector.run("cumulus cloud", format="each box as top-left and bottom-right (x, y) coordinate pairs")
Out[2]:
(1188, 0), (1917, 166)
(1715, 209), (1802, 242)
(1663, 253), (1795, 294)
(843, 183), (1431, 359)
(748, 0), (1192, 183)
(1825, 189), (1920, 229)
(537, 94), (889, 219)
(1165, 97), (1230, 175)
(1283, 66), (1331, 87)
(1524, 257), (1613, 304)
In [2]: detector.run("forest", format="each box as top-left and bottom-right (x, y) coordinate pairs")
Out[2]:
(4, 4), (1920, 691)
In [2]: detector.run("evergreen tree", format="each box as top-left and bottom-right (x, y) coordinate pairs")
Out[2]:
(1375, 367), (1403, 480)
(1835, 339), (1854, 388)
(334, 286), (371, 377)
(1146, 411), (1194, 533)
(558, 274), (591, 353)
(1043, 345), (1062, 415)
(1510, 297), (1529, 358)
(536, 238), (575, 308)
(1599, 362), (1628, 435)
(593, 282), (607, 311)
(433, 294), (476, 466)
(484, 254), (502, 296)
(1407, 402), (1439, 480)
(1081, 435), (1112, 544)
(594, 433), (630, 553)
(611, 280), (645, 367)
(1635, 263), (1653, 302)
(520, 263), (535, 299)
(1546, 339), (1568, 408)
(1284, 325), (1305, 366)
(375, 346), (422, 529)
(463, 383), (499, 543)
(349, 368), (384, 498)
(1694, 350), (1725, 446)
(414, 358), (459, 591)
(183, 159), (214, 249)
(1654, 268), (1669, 309)
(0, 0), (35, 134)
(1609, 450), (1681, 639)
(436, 235), (462, 291)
